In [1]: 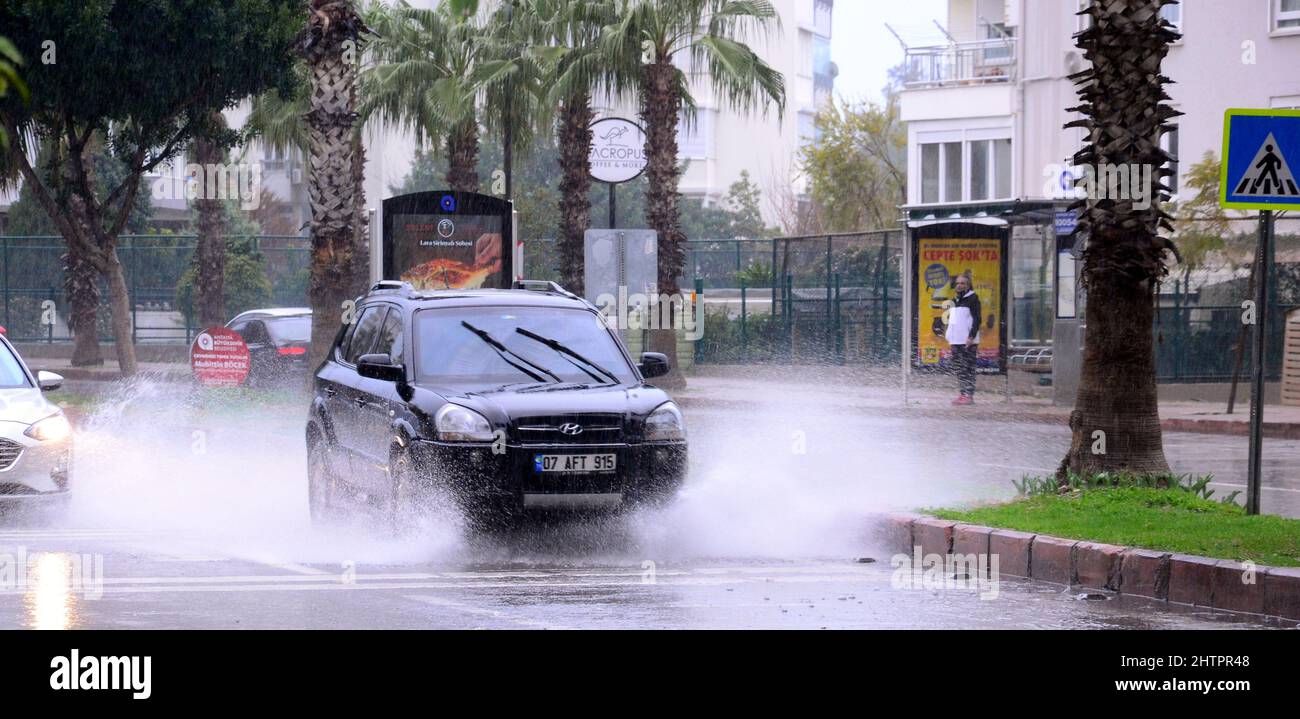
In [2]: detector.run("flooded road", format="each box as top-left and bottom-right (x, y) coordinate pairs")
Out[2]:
(0, 379), (1293, 629)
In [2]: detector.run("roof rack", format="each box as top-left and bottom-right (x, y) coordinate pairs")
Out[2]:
(513, 279), (578, 298)
(370, 280), (413, 294)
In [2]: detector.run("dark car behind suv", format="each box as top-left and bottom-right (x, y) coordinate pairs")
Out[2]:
(305, 281), (687, 529)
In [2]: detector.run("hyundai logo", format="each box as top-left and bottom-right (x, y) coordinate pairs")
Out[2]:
(558, 423), (583, 436)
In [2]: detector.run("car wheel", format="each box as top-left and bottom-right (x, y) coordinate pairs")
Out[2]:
(307, 434), (339, 524)
(388, 447), (435, 536)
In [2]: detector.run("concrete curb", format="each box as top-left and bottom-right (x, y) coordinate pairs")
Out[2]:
(876, 513), (1300, 622)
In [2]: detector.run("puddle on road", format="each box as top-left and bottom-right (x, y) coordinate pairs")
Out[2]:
(32, 374), (1053, 569)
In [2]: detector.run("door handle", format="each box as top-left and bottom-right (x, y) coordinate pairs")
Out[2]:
(354, 396), (368, 407)
(323, 387), (337, 397)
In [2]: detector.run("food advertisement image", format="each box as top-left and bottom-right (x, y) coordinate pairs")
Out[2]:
(392, 213), (505, 290)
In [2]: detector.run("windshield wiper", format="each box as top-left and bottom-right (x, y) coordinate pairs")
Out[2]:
(461, 321), (560, 384)
(514, 327), (620, 385)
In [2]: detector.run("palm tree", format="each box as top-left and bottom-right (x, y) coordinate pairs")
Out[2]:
(603, 0), (785, 383)
(301, 0), (370, 375)
(479, 0), (557, 202)
(1058, 0), (1181, 478)
(246, 64), (370, 298)
(539, 0), (633, 295)
(362, 0), (485, 193)
(192, 111), (229, 328)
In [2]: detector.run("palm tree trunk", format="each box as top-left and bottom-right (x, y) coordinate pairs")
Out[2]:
(303, 0), (365, 381)
(193, 115), (227, 328)
(56, 144), (103, 366)
(63, 248), (102, 366)
(557, 94), (593, 295)
(1057, 0), (1177, 479)
(446, 119), (480, 193)
(641, 58), (686, 388)
(351, 132), (371, 297)
(1060, 263), (1169, 476)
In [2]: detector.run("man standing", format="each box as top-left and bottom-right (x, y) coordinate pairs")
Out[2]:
(946, 272), (981, 405)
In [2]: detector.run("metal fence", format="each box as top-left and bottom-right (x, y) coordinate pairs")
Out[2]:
(1154, 303), (1296, 382)
(0, 235), (309, 344)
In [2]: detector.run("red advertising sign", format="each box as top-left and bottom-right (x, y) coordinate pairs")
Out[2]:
(190, 327), (251, 387)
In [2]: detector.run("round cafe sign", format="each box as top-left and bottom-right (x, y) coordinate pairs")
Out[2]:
(588, 117), (647, 184)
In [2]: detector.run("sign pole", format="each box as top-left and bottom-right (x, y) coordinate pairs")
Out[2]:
(609, 182), (617, 230)
(1247, 209), (1273, 516)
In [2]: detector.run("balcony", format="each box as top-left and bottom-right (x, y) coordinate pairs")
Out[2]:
(903, 39), (1017, 89)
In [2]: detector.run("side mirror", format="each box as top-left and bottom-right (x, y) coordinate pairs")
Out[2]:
(356, 353), (405, 383)
(638, 352), (670, 379)
(37, 370), (63, 391)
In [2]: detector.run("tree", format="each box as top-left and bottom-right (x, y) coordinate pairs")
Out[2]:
(0, 36), (27, 149)
(603, 0), (785, 385)
(246, 61), (370, 297)
(192, 111), (233, 327)
(301, 0), (371, 378)
(544, 0), (632, 294)
(0, 0), (300, 375)
(6, 136), (155, 365)
(801, 97), (906, 232)
(362, 0), (484, 193)
(1058, 0), (1182, 479)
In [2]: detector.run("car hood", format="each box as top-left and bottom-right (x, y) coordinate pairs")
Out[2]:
(0, 387), (60, 427)
(415, 382), (674, 424)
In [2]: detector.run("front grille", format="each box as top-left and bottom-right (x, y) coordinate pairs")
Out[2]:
(0, 438), (22, 471)
(512, 413), (625, 445)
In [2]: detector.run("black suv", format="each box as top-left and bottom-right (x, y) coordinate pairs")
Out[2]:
(305, 281), (687, 529)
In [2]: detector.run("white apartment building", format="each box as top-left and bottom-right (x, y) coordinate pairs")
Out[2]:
(898, 0), (1300, 358)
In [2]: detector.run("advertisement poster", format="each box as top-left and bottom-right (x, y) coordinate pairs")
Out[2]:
(915, 235), (1004, 373)
(391, 213), (505, 290)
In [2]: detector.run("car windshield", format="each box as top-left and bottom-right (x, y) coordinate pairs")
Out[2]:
(414, 306), (636, 388)
(0, 341), (32, 389)
(267, 316), (311, 343)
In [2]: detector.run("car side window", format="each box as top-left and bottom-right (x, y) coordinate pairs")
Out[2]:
(343, 306), (386, 365)
(372, 308), (404, 365)
(336, 309), (366, 361)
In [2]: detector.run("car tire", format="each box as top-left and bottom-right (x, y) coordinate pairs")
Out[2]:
(388, 446), (435, 536)
(306, 432), (340, 524)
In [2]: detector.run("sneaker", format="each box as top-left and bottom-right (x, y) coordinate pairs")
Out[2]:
(953, 396), (974, 406)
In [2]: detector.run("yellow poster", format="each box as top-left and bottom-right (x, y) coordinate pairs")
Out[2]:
(916, 237), (1002, 371)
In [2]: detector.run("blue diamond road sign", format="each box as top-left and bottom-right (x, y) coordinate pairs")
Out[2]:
(1220, 108), (1300, 211)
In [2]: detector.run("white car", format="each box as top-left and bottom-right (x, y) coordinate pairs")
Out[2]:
(0, 332), (72, 505)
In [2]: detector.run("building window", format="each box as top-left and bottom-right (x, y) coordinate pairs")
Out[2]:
(676, 109), (715, 160)
(921, 144), (940, 204)
(1277, 0), (1300, 30)
(994, 138), (1012, 198)
(921, 137), (1011, 204)
(1160, 2), (1182, 30)
(1161, 125), (1180, 196)
(967, 138), (1013, 202)
(944, 142), (962, 203)
(1080, 1), (1182, 31)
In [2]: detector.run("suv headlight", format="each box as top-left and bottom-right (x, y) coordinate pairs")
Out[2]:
(25, 412), (72, 443)
(434, 404), (494, 442)
(644, 402), (685, 442)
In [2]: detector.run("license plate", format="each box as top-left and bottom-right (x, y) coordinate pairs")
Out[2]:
(533, 453), (617, 473)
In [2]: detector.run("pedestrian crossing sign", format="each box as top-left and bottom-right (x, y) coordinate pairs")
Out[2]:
(1221, 108), (1300, 211)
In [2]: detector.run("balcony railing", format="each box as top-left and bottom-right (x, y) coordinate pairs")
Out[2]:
(903, 39), (1017, 89)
